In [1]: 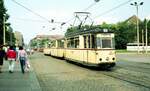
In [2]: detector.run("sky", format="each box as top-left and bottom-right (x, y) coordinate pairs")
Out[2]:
(4, 0), (150, 44)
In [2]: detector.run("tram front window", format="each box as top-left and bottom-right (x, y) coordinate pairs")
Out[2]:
(96, 37), (114, 49)
(102, 38), (111, 48)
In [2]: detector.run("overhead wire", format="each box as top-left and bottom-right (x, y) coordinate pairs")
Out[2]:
(93, 0), (134, 19)
(11, 0), (136, 29)
(11, 0), (51, 23)
(82, 2), (97, 12)
(10, 17), (46, 22)
(62, 1), (99, 26)
(11, 0), (98, 27)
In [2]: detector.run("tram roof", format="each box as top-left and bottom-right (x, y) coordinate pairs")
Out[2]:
(65, 28), (113, 37)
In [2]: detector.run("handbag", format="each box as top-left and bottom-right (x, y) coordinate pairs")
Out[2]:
(26, 59), (30, 67)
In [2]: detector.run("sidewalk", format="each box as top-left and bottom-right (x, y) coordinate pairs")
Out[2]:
(0, 60), (42, 91)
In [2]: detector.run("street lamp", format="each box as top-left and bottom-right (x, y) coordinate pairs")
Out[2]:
(3, 14), (6, 45)
(8, 26), (13, 46)
(130, 2), (144, 53)
(94, 0), (100, 2)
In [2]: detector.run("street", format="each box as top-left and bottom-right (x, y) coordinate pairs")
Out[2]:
(29, 52), (150, 91)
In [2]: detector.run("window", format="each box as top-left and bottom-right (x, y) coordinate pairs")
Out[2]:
(75, 37), (79, 48)
(67, 38), (77, 48)
(96, 37), (102, 48)
(96, 37), (114, 49)
(84, 35), (96, 48)
(58, 40), (64, 48)
(91, 35), (95, 48)
(102, 38), (111, 48)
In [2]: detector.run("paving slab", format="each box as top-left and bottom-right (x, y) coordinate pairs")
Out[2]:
(0, 60), (42, 91)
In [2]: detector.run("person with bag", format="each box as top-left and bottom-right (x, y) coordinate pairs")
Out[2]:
(17, 46), (27, 74)
(0, 45), (5, 73)
(6, 46), (17, 73)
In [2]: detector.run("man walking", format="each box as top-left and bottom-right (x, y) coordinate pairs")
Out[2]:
(6, 46), (17, 73)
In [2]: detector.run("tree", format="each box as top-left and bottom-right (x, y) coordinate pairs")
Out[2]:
(147, 20), (150, 45)
(114, 22), (136, 49)
(0, 0), (6, 45)
(0, 0), (16, 46)
(6, 26), (16, 45)
(140, 19), (150, 45)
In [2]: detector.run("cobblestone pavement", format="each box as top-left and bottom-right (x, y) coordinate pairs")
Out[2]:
(30, 52), (150, 91)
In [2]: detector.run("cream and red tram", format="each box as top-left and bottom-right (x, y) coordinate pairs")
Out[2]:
(44, 28), (116, 68)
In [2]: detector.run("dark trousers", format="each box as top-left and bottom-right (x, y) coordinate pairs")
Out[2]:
(20, 60), (25, 73)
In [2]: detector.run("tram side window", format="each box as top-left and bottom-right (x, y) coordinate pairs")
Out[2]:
(67, 40), (70, 48)
(51, 41), (56, 48)
(88, 36), (91, 48)
(67, 40), (71, 48)
(75, 38), (79, 48)
(84, 36), (87, 48)
(96, 37), (102, 48)
(70, 38), (74, 48)
(91, 35), (95, 48)
(58, 40), (64, 48)
(67, 38), (75, 48)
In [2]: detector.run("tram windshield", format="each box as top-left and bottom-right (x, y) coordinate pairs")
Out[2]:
(96, 37), (115, 49)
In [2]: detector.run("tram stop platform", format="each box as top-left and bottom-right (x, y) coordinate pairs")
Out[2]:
(0, 61), (42, 91)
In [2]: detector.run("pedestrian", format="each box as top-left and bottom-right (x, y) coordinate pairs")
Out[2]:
(6, 46), (17, 73)
(17, 46), (27, 74)
(26, 48), (30, 55)
(0, 45), (5, 73)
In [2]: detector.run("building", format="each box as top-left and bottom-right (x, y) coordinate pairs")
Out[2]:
(14, 31), (24, 46)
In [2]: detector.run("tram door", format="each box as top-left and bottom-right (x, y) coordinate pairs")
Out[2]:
(84, 34), (95, 48)
(83, 34), (95, 63)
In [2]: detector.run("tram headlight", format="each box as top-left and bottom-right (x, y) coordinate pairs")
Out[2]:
(99, 58), (102, 61)
(112, 57), (115, 61)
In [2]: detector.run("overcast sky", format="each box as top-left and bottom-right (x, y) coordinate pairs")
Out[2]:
(4, 0), (150, 44)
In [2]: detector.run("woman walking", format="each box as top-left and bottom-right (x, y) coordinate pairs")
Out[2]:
(0, 45), (5, 73)
(6, 46), (17, 73)
(18, 46), (27, 74)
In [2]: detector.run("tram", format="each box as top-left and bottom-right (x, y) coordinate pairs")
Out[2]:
(43, 28), (116, 68)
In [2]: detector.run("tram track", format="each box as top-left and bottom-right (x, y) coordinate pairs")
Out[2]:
(100, 66), (150, 89)
(117, 61), (150, 69)
(116, 64), (150, 74)
(116, 61), (150, 74)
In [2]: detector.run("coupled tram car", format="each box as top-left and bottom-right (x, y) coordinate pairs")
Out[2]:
(43, 28), (116, 69)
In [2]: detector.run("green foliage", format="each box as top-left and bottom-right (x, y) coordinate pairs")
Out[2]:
(147, 20), (150, 44)
(115, 22), (136, 49)
(0, 0), (6, 44)
(30, 38), (51, 48)
(0, 0), (16, 46)
(40, 38), (50, 47)
(5, 26), (16, 45)
(65, 25), (99, 36)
